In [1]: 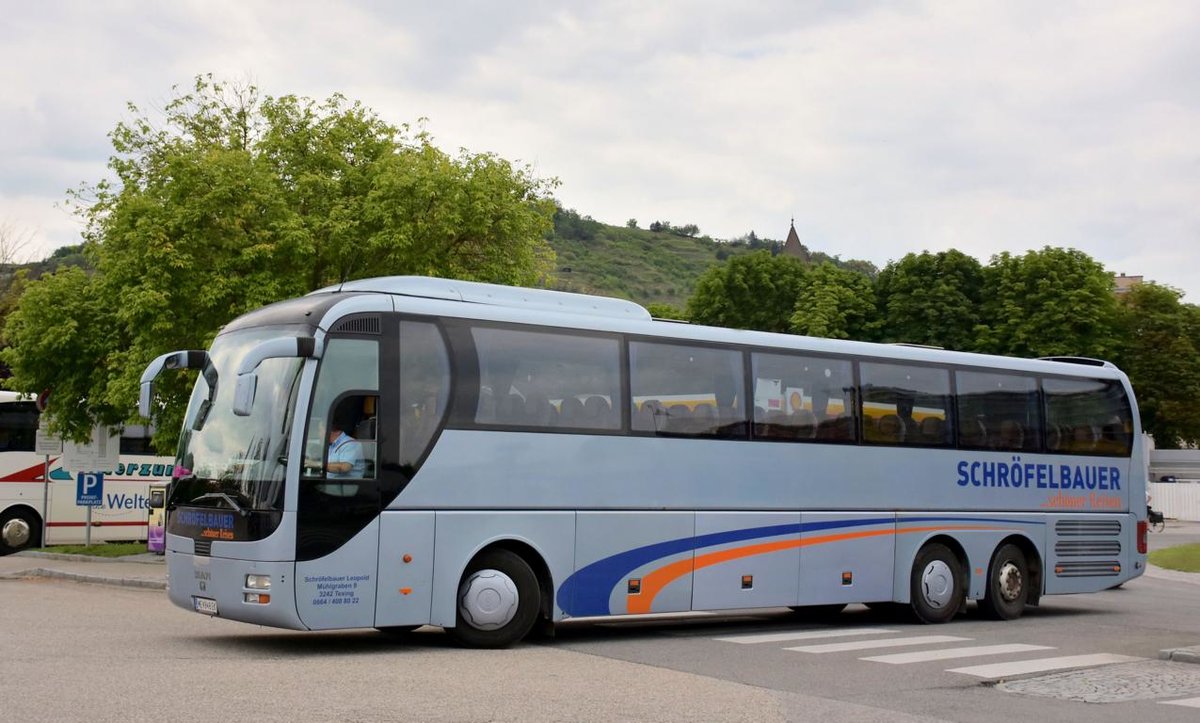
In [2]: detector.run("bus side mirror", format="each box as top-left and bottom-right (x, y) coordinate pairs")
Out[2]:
(139, 350), (212, 418)
(232, 337), (321, 417)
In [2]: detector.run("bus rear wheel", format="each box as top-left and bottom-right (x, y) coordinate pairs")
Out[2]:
(910, 543), (963, 624)
(980, 543), (1028, 620)
(448, 549), (540, 649)
(0, 508), (40, 556)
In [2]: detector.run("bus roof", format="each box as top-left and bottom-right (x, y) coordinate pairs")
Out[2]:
(285, 276), (1127, 382)
(310, 276), (652, 322)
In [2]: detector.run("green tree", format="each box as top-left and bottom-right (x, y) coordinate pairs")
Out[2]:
(875, 250), (983, 350)
(2, 76), (557, 445)
(974, 247), (1119, 358)
(789, 263), (876, 340)
(1113, 283), (1200, 448)
(645, 302), (687, 321)
(686, 251), (807, 333)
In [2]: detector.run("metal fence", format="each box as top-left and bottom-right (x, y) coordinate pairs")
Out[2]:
(1149, 481), (1200, 522)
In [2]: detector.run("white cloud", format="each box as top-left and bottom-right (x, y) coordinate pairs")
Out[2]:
(2, 0), (1198, 299)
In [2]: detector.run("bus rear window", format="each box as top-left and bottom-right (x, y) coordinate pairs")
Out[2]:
(1043, 377), (1132, 456)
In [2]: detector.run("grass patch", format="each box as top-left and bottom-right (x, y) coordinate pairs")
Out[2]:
(1149, 544), (1200, 573)
(34, 542), (148, 558)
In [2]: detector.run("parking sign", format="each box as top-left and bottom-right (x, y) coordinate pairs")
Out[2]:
(76, 472), (104, 507)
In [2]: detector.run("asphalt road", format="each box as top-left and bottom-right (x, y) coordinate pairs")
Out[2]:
(1, 523), (1198, 722)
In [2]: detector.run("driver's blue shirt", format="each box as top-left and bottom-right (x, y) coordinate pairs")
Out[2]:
(327, 431), (365, 479)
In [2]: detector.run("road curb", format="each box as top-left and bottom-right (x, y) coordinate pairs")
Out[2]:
(0, 567), (166, 590)
(16, 550), (164, 565)
(1160, 646), (1200, 665)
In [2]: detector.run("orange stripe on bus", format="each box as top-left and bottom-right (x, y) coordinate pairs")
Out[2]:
(625, 525), (1001, 614)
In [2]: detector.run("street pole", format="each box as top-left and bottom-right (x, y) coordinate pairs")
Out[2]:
(41, 455), (50, 549)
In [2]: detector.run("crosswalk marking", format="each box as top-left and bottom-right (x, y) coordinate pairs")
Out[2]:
(947, 653), (1141, 679)
(1161, 697), (1200, 708)
(861, 643), (1055, 664)
(715, 627), (899, 645)
(786, 634), (971, 654)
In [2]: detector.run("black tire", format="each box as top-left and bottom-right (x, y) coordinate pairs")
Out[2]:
(447, 549), (540, 649)
(788, 604), (847, 619)
(0, 507), (40, 556)
(909, 543), (963, 624)
(980, 543), (1028, 620)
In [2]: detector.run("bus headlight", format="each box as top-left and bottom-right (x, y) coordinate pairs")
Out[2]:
(245, 574), (272, 590)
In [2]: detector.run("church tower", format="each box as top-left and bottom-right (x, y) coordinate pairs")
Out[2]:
(781, 218), (806, 259)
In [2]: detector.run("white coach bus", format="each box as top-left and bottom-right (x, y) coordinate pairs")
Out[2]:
(0, 391), (174, 554)
(140, 277), (1147, 647)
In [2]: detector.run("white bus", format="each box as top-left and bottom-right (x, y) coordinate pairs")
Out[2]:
(0, 391), (174, 554)
(141, 277), (1147, 647)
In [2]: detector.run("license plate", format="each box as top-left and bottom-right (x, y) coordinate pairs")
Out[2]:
(193, 596), (219, 615)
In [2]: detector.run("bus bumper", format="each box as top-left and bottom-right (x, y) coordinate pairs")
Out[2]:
(166, 549), (305, 630)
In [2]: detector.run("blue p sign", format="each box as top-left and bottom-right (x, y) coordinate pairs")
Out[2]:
(76, 472), (104, 507)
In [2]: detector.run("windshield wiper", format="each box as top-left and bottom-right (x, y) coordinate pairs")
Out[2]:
(193, 492), (251, 517)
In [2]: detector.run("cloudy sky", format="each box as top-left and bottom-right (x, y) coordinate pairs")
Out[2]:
(3, 1), (1198, 298)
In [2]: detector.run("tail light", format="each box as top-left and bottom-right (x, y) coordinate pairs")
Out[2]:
(1137, 520), (1148, 554)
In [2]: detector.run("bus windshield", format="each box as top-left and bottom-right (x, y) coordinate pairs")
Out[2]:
(172, 328), (304, 513)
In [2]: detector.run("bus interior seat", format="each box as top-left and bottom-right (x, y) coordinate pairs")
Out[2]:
(559, 396), (585, 427)
(1099, 423), (1127, 453)
(791, 408), (817, 438)
(996, 419), (1024, 450)
(692, 403), (716, 434)
(524, 393), (556, 427)
(1072, 424), (1098, 452)
(959, 418), (987, 448)
(816, 415), (852, 442)
(498, 393), (525, 424)
(920, 417), (945, 444)
(717, 406), (744, 436)
(877, 414), (905, 443)
(583, 395), (613, 427)
(760, 410), (786, 439)
(354, 416), (377, 441)
(632, 403), (655, 432)
(357, 440), (377, 479)
(666, 404), (692, 433)
(862, 414), (878, 440)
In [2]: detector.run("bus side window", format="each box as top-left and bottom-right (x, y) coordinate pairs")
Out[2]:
(0, 401), (39, 452)
(860, 363), (952, 448)
(305, 337), (380, 482)
(399, 321), (451, 468)
(630, 341), (747, 439)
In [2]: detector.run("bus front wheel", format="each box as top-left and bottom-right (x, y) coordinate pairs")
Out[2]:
(910, 543), (963, 624)
(449, 549), (540, 649)
(980, 543), (1028, 620)
(0, 507), (40, 556)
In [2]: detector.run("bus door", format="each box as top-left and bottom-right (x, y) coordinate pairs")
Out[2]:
(295, 332), (384, 630)
(373, 320), (449, 630)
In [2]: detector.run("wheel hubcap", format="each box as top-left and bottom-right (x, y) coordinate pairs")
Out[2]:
(458, 569), (519, 631)
(920, 560), (955, 609)
(2, 517), (31, 548)
(997, 561), (1023, 603)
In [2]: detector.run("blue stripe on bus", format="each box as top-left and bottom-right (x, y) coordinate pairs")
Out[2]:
(558, 515), (1043, 617)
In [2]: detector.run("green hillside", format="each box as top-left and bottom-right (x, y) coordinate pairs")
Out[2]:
(545, 208), (875, 309)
